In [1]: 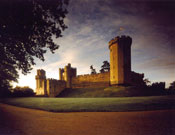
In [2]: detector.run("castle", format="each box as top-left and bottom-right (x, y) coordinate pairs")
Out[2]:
(35, 35), (144, 97)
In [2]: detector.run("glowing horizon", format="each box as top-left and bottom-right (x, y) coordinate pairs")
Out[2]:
(14, 0), (174, 90)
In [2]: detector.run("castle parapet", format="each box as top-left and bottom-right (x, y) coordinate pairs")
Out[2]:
(59, 63), (77, 88)
(109, 35), (132, 85)
(34, 34), (146, 97)
(108, 35), (132, 48)
(46, 79), (66, 97)
(35, 69), (46, 79)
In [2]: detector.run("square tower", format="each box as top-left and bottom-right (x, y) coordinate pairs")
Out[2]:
(59, 63), (77, 88)
(109, 35), (132, 85)
(35, 69), (47, 95)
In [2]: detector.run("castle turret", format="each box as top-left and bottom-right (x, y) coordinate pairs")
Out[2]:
(59, 68), (64, 80)
(64, 63), (71, 88)
(35, 69), (47, 95)
(59, 63), (77, 88)
(109, 35), (132, 85)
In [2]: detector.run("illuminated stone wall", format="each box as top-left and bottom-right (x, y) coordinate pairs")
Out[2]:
(72, 72), (110, 88)
(59, 63), (77, 88)
(46, 79), (66, 97)
(109, 35), (132, 85)
(35, 69), (47, 95)
(35, 35), (145, 97)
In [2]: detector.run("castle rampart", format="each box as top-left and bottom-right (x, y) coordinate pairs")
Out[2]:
(46, 79), (66, 97)
(35, 35), (144, 97)
(72, 72), (110, 88)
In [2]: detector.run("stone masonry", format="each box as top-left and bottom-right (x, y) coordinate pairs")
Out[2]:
(35, 35), (144, 97)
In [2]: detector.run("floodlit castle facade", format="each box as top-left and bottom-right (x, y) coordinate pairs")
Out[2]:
(35, 35), (144, 97)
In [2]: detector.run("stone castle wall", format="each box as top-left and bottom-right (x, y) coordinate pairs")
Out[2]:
(35, 35), (145, 97)
(71, 72), (110, 88)
(130, 71), (145, 86)
(46, 79), (66, 97)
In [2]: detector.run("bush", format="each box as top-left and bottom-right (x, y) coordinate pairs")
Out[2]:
(150, 82), (165, 90)
(12, 86), (35, 97)
(169, 81), (175, 91)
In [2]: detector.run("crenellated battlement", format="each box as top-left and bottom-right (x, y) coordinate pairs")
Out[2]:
(72, 72), (110, 88)
(46, 79), (66, 97)
(109, 35), (132, 85)
(47, 78), (66, 84)
(108, 35), (132, 48)
(36, 69), (46, 76)
(35, 69), (46, 80)
(35, 34), (144, 97)
(76, 72), (109, 78)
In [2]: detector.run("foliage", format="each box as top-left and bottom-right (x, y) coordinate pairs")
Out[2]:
(12, 86), (35, 97)
(143, 78), (151, 86)
(90, 65), (97, 74)
(169, 81), (175, 90)
(143, 79), (166, 92)
(150, 82), (165, 90)
(0, 0), (69, 93)
(100, 61), (110, 73)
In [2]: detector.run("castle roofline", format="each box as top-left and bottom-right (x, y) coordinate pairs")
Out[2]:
(108, 35), (132, 48)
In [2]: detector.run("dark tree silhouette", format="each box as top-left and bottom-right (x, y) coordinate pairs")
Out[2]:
(143, 78), (151, 86)
(90, 65), (96, 74)
(169, 81), (175, 90)
(150, 82), (165, 90)
(100, 61), (110, 73)
(12, 86), (35, 97)
(0, 0), (69, 93)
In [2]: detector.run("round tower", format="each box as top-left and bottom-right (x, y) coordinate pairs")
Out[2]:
(109, 35), (132, 85)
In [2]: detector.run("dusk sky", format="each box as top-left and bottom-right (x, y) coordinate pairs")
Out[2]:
(14, 0), (175, 90)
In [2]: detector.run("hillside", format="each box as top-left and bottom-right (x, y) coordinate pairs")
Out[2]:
(57, 86), (167, 98)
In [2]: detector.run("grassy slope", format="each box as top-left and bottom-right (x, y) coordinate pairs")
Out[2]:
(57, 86), (167, 97)
(1, 95), (175, 112)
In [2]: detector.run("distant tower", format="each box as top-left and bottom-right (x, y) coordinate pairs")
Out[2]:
(59, 63), (77, 88)
(35, 69), (47, 95)
(109, 35), (132, 85)
(64, 63), (71, 88)
(59, 68), (64, 80)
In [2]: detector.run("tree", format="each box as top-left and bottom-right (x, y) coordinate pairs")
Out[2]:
(100, 61), (110, 73)
(143, 78), (151, 86)
(151, 82), (165, 90)
(12, 86), (35, 97)
(0, 0), (69, 94)
(169, 81), (175, 90)
(90, 65), (97, 74)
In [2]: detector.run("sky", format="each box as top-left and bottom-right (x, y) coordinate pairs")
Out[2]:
(14, 0), (175, 90)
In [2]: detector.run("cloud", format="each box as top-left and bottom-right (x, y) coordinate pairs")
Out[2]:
(15, 0), (174, 90)
(134, 56), (175, 70)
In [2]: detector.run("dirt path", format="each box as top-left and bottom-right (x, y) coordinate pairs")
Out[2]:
(0, 103), (174, 135)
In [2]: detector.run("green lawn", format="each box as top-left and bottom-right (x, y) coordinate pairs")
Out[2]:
(1, 95), (175, 112)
